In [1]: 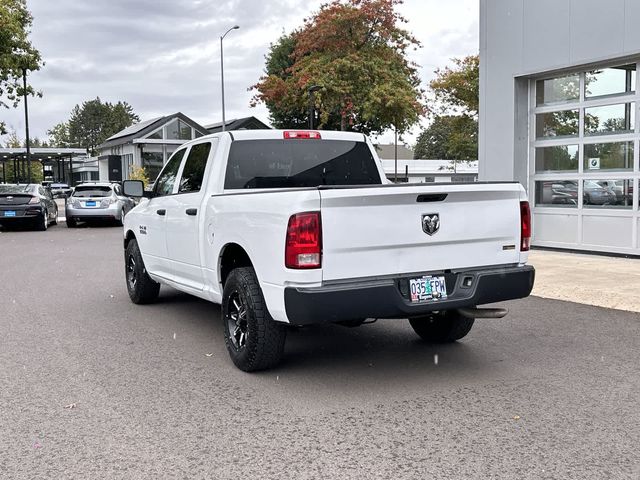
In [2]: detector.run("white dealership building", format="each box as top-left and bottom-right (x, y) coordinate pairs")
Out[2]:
(480, 0), (640, 255)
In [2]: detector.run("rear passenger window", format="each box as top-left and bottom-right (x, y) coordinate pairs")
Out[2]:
(154, 149), (185, 196)
(178, 142), (212, 193)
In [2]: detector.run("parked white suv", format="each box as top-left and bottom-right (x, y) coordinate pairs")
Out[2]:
(122, 130), (535, 371)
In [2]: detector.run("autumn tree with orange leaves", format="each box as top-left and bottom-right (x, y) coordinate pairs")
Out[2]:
(251, 0), (425, 135)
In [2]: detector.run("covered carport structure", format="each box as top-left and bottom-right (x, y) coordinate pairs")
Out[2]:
(0, 148), (87, 185)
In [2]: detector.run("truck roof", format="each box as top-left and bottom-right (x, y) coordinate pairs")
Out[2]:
(184, 129), (368, 147)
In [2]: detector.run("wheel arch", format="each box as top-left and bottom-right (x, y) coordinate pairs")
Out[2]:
(219, 243), (254, 288)
(124, 229), (136, 250)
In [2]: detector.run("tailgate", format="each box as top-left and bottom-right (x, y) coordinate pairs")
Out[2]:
(319, 183), (524, 281)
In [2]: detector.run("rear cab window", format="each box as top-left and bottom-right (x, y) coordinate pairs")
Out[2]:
(223, 139), (381, 189)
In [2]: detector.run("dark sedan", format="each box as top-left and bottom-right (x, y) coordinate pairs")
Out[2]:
(0, 184), (58, 231)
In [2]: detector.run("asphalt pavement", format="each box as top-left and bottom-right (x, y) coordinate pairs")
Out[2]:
(1, 222), (639, 479)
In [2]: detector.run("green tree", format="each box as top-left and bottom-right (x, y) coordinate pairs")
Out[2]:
(414, 114), (477, 160)
(252, 0), (425, 135)
(65, 97), (139, 154)
(430, 55), (479, 117)
(0, 0), (43, 135)
(415, 55), (479, 160)
(46, 122), (71, 147)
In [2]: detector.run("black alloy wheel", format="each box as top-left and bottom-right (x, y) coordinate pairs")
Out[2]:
(222, 267), (287, 372)
(124, 238), (160, 304)
(226, 290), (249, 350)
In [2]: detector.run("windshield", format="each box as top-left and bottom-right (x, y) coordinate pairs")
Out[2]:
(0, 184), (36, 194)
(224, 139), (382, 189)
(72, 186), (113, 197)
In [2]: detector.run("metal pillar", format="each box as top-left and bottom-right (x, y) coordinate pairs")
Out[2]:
(394, 125), (398, 183)
(68, 155), (73, 186)
(220, 25), (239, 133)
(22, 69), (32, 183)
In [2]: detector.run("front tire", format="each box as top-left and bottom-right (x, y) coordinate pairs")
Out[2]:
(222, 267), (287, 372)
(409, 310), (475, 343)
(125, 238), (160, 304)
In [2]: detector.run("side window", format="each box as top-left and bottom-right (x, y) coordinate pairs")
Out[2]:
(178, 142), (212, 193)
(153, 149), (186, 196)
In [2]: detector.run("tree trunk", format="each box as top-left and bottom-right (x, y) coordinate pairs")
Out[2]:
(340, 114), (346, 131)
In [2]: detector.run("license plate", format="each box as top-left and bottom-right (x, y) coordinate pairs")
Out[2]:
(409, 275), (447, 303)
(3, 210), (16, 217)
(85, 201), (96, 207)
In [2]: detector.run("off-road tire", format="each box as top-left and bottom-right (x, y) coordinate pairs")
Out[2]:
(125, 238), (160, 304)
(409, 310), (475, 343)
(222, 267), (287, 372)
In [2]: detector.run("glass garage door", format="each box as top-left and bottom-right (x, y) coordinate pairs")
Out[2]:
(530, 63), (640, 254)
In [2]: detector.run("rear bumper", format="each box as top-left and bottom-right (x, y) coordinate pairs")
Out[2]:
(66, 204), (120, 219)
(0, 205), (44, 221)
(284, 265), (535, 325)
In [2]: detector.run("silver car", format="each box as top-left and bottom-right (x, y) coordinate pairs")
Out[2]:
(65, 182), (135, 227)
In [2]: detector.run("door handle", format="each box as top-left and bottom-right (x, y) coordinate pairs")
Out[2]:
(185, 208), (197, 216)
(156, 209), (166, 216)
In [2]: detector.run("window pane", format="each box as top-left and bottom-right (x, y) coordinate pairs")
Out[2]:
(584, 142), (633, 171)
(536, 74), (580, 106)
(165, 119), (192, 140)
(535, 145), (578, 172)
(536, 110), (579, 138)
(535, 180), (579, 207)
(153, 149), (185, 196)
(583, 179), (632, 209)
(585, 64), (636, 99)
(178, 142), (212, 193)
(142, 151), (164, 182)
(584, 103), (634, 136)
(224, 140), (381, 189)
(147, 129), (163, 140)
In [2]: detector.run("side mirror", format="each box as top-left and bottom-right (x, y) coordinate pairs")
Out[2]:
(123, 180), (145, 197)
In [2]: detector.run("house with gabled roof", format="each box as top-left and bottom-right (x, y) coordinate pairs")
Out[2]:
(96, 112), (209, 182)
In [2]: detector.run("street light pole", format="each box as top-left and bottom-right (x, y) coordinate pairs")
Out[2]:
(220, 25), (240, 132)
(308, 85), (322, 130)
(22, 68), (32, 184)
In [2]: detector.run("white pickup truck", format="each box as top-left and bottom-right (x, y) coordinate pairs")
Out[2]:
(122, 129), (535, 371)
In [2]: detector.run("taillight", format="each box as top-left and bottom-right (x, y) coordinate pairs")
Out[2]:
(285, 212), (322, 269)
(283, 131), (321, 139)
(28, 196), (40, 204)
(520, 201), (531, 252)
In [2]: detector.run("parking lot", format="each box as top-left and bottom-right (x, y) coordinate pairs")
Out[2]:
(1, 221), (639, 479)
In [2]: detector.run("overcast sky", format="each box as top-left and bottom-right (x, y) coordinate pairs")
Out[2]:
(2, 0), (478, 146)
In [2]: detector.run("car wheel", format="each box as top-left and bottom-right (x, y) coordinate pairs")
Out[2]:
(408, 310), (475, 343)
(125, 238), (160, 304)
(222, 267), (287, 372)
(51, 207), (58, 226)
(35, 211), (48, 231)
(66, 216), (77, 228)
